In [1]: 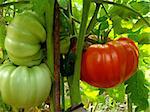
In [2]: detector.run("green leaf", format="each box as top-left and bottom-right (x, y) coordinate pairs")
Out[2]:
(0, 0), (3, 3)
(97, 16), (107, 23)
(138, 33), (150, 44)
(127, 29), (141, 42)
(125, 70), (149, 111)
(132, 18), (150, 31)
(111, 16), (128, 35)
(107, 84), (125, 102)
(60, 13), (70, 36)
(129, 1), (150, 15)
(72, 0), (82, 21)
(31, 0), (48, 15)
(109, 6), (136, 20)
(81, 82), (100, 102)
(100, 21), (109, 30)
(99, 4), (109, 17)
(122, 0), (130, 4)
(58, 0), (69, 10)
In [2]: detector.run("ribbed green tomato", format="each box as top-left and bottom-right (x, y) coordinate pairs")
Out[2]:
(5, 11), (46, 66)
(0, 63), (51, 109)
(60, 37), (70, 54)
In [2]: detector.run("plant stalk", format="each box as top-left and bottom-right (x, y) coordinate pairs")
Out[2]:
(61, 76), (65, 111)
(53, 2), (61, 111)
(68, 0), (91, 106)
(127, 94), (133, 112)
(86, 3), (100, 34)
(45, 0), (55, 112)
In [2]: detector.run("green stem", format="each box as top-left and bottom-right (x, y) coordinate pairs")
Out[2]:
(68, 0), (91, 106)
(69, 0), (75, 35)
(101, 3), (110, 19)
(86, 3), (100, 34)
(127, 94), (133, 112)
(71, 15), (80, 24)
(97, 23), (101, 43)
(0, 1), (29, 8)
(61, 76), (65, 111)
(45, 0), (55, 112)
(92, 0), (150, 27)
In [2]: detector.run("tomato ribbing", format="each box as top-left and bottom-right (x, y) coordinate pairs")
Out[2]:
(81, 37), (139, 88)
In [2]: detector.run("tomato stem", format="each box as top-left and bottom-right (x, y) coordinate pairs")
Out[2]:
(53, 2), (61, 111)
(127, 94), (133, 112)
(61, 75), (65, 111)
(45, 0), (55, 112)
(69, 0), (75, 36)
(68, 0), (91, 106)
(86, 3), (100, 34)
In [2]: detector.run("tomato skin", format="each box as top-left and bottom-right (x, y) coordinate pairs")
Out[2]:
(5, 11), (46, 66)
(0, 63), (51, 109)
(60, 37), (70, 54)
(81, 37), (139, 88)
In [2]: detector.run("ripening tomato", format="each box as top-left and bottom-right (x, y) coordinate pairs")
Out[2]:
(81, 37), (139, 88)
(0, 63), (52, 109)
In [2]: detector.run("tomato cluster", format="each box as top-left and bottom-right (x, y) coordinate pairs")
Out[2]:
(81, 37), (139, 88)
(0, 11), (51, 109)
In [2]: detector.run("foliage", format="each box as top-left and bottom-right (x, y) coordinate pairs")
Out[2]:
(125, 70), (149, 111)
(0, 0), (149, 111)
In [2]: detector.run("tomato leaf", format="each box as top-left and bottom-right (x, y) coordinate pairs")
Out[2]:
(138, 33), (150, 44)
(58, 0), (69, 10)
(125, 70), (149, 111)
(127, 29), (141, 42)
(132, 18), (150, 31)
(31, 0), (48, 15)
(109, 6), (136, 20)
(129, 1), (150, 15)
(97, 16), (107, 22)
(112, 16), (128, 35)
(107, 84), (125, 103)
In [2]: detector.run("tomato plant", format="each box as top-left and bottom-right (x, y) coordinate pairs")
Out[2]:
(0, 0), (149, 112)
(81, 37), (139, 88)
(0, 63), (51, 109)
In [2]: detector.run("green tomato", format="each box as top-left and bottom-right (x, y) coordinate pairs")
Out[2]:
(0, 63), (51, 109)
(5, 11), (46, 66)
(60, 38), (70, 54)
(7, 49), (43, 67)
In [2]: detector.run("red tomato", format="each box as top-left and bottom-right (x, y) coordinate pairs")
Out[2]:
(81, 37), (139, 88)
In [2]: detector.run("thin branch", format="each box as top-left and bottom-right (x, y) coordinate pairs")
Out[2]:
(69, 0), (75, 35)
(53, 2), (61, 112)
(71, 15), (80, 24)
(127, 94), (133, 112)
(92, 0), (150, 27)
(0, 1), (30, 8)
(86, 3), (100, 33)
(101, 3), (111, 19)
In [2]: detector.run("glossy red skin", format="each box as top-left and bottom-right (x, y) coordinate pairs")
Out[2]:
(81, 37), (139, 88)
